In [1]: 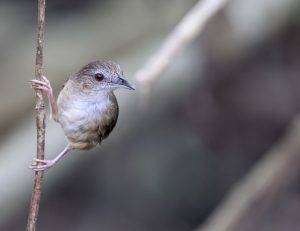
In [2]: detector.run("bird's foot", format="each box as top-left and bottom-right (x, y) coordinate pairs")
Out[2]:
(30, 76), (52, 95)
(29, 158), (56, 171)
(29, 76), (59, 121)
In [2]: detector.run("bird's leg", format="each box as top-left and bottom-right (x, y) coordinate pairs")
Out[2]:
(30, 76), (59, 122)
(30, 144), (74, 171)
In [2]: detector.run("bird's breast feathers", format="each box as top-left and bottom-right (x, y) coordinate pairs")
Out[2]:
(57, 93), (118, 149)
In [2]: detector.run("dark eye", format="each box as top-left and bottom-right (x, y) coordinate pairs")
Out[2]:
(94, 73), (104, 81)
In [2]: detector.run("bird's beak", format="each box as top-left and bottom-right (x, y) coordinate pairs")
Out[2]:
(116, 76), (135, 90)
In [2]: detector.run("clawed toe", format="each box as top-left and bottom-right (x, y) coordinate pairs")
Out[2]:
(41, 75), (50, 84)
(29, 158), (55, 171)
(29, 76), (52, 93)
(29, 79), (49, 86)
(33, 158), (50, 164)
(31, 85), (49, 91)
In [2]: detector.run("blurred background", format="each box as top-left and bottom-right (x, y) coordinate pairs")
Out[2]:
(0, 0), (300, 230)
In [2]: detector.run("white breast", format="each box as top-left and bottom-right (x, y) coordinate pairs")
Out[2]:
(57, 88), (112, 149)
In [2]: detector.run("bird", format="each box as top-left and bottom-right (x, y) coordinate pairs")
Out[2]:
(29, 60), (135, 171)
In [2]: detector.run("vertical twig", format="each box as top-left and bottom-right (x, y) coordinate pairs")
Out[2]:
(26, 0), (46, 230)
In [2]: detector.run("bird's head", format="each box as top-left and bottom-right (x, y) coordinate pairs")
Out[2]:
(72, 60), (135, 92)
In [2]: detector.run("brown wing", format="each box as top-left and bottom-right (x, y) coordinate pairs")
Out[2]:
(97, 93), (119, 142)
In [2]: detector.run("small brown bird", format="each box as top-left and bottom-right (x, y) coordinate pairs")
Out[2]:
(30, 60), (135, 171)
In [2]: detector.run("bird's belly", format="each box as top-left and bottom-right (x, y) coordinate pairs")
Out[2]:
(58, 102), (105, 150)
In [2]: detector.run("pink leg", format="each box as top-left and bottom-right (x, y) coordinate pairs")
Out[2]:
(30, 76), (59, 122)
(29, 144), (73, 171)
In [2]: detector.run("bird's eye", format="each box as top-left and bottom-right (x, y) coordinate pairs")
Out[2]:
(94, 73), (104, 81)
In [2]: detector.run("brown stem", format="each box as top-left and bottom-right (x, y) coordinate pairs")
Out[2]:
(26, 0), (46, 230)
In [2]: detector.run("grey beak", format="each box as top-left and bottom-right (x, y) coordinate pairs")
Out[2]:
(116, 77), (135, 90)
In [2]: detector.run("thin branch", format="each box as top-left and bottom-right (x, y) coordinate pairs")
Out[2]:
(26, 0), (46, 230)
(195, 116), (300, 231)
(135, 0), (230, 96)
